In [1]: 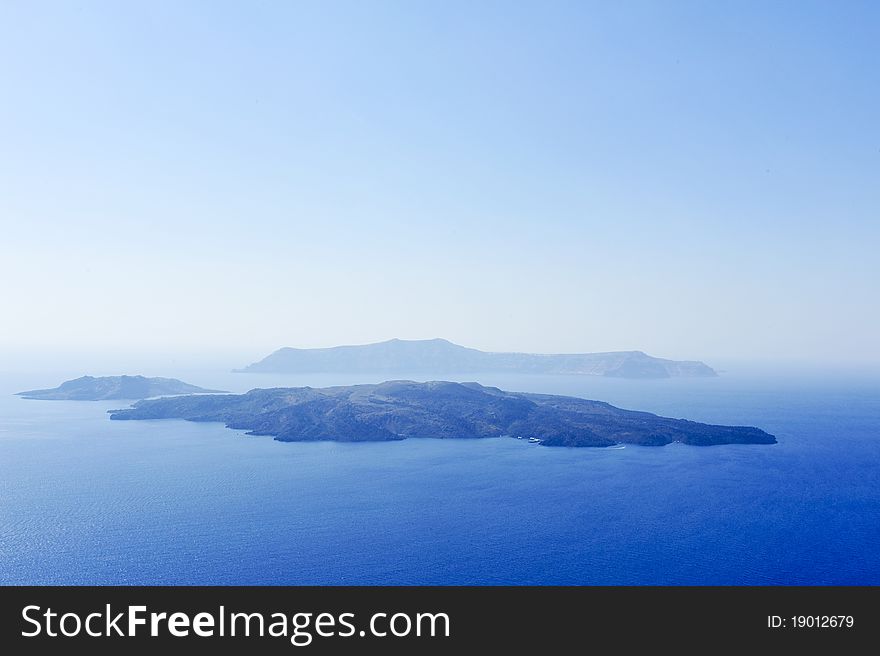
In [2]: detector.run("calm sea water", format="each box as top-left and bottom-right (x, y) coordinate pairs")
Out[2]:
(1, 367), (878, 585)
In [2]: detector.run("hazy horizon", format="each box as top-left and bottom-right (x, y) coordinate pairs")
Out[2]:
(1, 340), (878, 380)
(2, 1), (877, 367)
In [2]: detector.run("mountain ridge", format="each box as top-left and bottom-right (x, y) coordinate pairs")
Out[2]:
(17, 375), (226, 401)
(236, 338), (717, 378)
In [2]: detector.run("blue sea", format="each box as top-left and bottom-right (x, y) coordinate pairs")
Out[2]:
(1, 367), (878, 585)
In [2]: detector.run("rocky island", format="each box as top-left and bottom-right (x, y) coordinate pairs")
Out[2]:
(236, 338), (717, 378)
(17, 375), (226, 401)
(109, 380), (774, 447)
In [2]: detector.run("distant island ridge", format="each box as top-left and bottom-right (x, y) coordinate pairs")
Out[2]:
(17, 376), (226, 401)
(236, 338), (718, 379)
(110, 380), (774, 447)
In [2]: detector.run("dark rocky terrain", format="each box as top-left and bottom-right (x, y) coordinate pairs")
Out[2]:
(109, 380), (774, 447)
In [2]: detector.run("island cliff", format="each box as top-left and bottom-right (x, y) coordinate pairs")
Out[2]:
(109, 380), (774, 447)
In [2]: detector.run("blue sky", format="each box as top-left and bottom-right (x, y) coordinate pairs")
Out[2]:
(1, 1), (877, 365)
